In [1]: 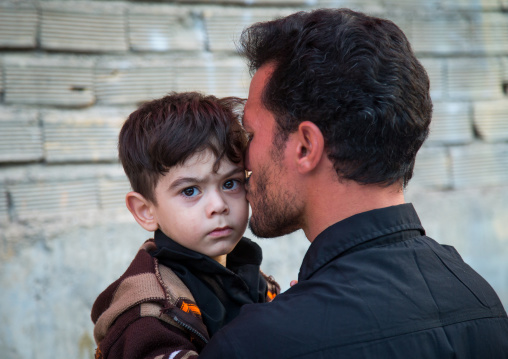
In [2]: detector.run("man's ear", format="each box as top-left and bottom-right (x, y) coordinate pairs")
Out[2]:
(295, 121), (325, 174)
(125, 191), (159, 231)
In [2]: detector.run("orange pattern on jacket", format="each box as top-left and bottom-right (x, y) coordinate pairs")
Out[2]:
(180, 300), (202, 316)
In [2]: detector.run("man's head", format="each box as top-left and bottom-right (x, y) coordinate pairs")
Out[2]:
(240, 9), (432, 238)
(240, 8), (432, 188)
(119, 92), (249, 264)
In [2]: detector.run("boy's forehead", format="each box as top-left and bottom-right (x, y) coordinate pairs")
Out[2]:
(170, 150), (243, 176)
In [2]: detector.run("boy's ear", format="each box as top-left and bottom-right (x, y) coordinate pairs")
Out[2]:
(295, 121), (325, 174)
(125, 191), (159, 232)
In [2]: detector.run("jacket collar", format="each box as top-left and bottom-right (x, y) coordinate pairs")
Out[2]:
(151, 230), (266, 336)
(298, 203), (425, 281)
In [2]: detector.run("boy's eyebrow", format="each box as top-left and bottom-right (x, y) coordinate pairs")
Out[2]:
(169, 176), (202, 191)
(169, 167), (245, 190)
(223, 167), (245, 178)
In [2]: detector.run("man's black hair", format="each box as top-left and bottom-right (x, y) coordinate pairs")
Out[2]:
(239, 8), (432, 187)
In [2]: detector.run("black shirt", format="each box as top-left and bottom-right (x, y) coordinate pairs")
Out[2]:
(201, 204), (508, 358)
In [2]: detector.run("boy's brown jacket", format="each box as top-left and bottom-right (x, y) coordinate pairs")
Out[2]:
(91, 240), (279, 359)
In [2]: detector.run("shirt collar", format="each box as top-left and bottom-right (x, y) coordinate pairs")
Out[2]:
(298, 203), (425, 281)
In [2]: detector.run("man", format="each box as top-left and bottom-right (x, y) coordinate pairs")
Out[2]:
(200, 8), (508, 358)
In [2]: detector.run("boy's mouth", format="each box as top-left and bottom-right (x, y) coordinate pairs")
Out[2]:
(209, 226), (233, 237)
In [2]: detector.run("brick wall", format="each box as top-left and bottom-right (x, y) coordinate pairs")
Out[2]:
(0, 1), (507, 358)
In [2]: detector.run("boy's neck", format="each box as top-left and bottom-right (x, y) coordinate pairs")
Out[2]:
(212, 254), (227, 267)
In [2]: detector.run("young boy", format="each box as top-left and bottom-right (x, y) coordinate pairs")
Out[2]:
(91, 92), (279, 359)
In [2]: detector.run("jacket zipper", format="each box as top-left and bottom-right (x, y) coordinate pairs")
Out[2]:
(172, 315), (209, 344)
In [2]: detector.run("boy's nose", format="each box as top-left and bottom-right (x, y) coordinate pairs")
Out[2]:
(207, 191), (229, 216)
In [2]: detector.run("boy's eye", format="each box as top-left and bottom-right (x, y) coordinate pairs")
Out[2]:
(182, 186), (200, 197)
(223, 179), (240, 191)
(246, 132), (254, 143)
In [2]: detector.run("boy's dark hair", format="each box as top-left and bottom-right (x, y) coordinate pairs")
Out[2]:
(239, 8), (432, 187)
(119, 92), (247, 204)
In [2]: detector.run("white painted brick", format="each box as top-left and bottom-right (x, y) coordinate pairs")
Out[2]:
(411, 146), (451, 189)
(42, 108), (127, 162)
(175, 55), (250, 98)
(471, 13), (508, 53)
(411, 14), (472, 54)
(386, 18), (412, 42)
(442, 0), (500, 10)
(473, 100), (508, 142)
(40, 1), (128, 52)
(382, 0), (442, 11)
(204, 7), (293, 52)
(427, 102), (473, 144)
(502, 57), (508, 83)
(450, 143), (508, 188)
(4, 55), (95, 107)
(0, 107), (43, 162)
(0, 164), (121, 219)
(419, 58), (445, 100)
(0, 3), (38, 48)
(180, 0), (313, 4)
(316, 0), (384, 12)
(0, 185), (8, 222)
(99, 178), (131, 210)
(447, 58), (504, 100)
(0, 163), (110, 183)
(8, 179), (99, 219)
(0, 58), (3, 93)
(128, 5), (204, 52)
(95, 57), (175, 105)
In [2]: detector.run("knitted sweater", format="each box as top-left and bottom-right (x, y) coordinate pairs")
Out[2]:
(91, 240), (279, 359)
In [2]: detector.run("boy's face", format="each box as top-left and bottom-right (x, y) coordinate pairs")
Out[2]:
(151, 150), (249, 264)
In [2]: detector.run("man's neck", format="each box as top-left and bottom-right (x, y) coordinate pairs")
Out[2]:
(302, 180), (405, 242)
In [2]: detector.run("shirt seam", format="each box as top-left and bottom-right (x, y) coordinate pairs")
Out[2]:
(303, 222), (423, 280)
